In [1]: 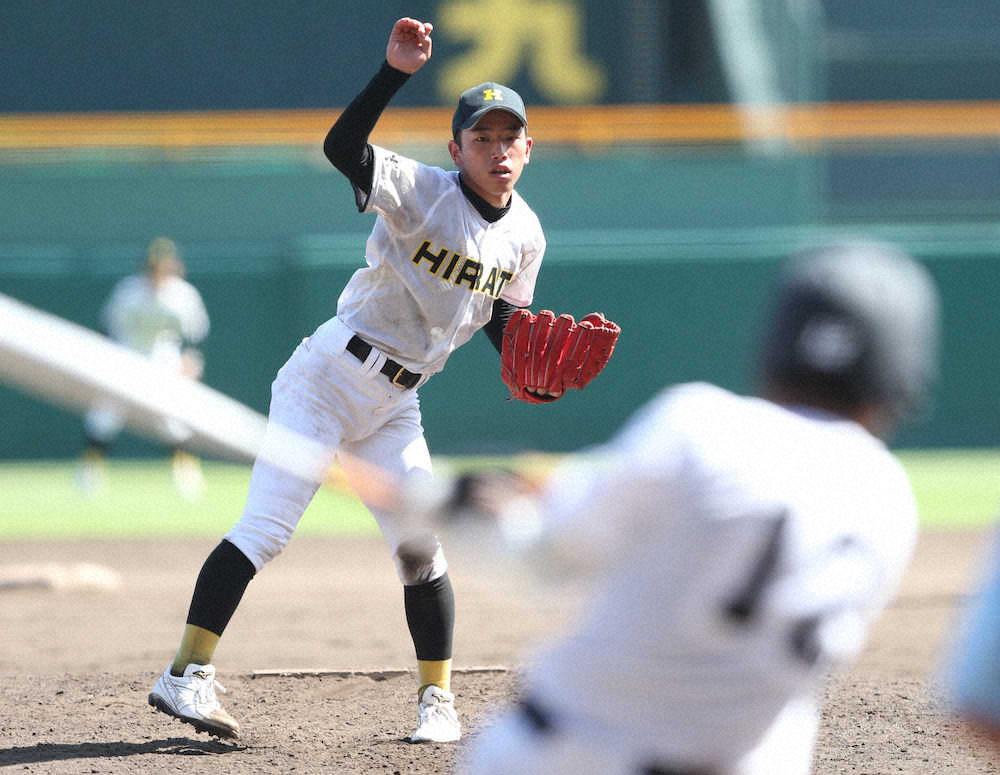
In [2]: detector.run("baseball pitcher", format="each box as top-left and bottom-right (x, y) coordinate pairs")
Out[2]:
(147, 16), (619, 744)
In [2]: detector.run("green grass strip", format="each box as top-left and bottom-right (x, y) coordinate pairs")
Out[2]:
(897, 448), (1000, 530)
(0, 460), (376, 539)
(0, 449), (996, 539)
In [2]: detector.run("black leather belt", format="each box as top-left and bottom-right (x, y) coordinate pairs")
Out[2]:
(346, 334), (421, 389)
(518, 698), (716, 775)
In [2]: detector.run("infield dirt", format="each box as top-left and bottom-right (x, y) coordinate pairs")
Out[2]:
(0, 530), (997, 773)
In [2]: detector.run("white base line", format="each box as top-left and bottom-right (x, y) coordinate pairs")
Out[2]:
(251, 666), (510, 679)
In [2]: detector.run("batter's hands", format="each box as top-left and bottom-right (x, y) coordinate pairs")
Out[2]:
(437, 469), (532, 522)
(425, 467), (546, 552)
(179, 348), (205, 380)
(386, 17), (433, 74)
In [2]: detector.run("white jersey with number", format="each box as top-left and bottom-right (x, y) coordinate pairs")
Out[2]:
(336, 145), (545, 376)
(523, 382), (918, 773)
(101, 273), (209, 366)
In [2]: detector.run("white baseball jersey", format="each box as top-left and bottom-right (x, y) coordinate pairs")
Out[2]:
(83, 272), (210, 443)
(472, 382), (919, 775)
(102, 273), (209, 366)
(336, 145), (545, 375)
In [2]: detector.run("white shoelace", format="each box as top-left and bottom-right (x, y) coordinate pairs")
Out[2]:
(190, 671), (226, 704)
(423, 695), (455, 718)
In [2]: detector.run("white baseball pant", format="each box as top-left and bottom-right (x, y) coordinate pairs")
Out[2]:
(225, 316), (447, 585)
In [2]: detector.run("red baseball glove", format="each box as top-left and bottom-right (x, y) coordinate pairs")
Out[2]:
(500, 309), (621, 404)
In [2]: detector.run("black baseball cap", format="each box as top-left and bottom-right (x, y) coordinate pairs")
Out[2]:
(452, 82), (528, 138)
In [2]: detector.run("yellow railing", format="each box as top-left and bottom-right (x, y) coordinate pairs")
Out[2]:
(0, 102), (998, 149)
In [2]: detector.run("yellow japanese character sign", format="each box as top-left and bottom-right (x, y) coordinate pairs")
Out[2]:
(438, 0), (607, 104)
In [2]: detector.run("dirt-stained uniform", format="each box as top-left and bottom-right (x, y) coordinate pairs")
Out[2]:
(148, 17), (545, 745)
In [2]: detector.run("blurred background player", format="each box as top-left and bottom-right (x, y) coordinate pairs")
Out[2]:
(944, 527), (1000, 750)
(77, 236), (210, 498)
(455, 240), (941, 775)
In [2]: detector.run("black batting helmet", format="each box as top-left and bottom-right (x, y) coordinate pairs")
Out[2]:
(761, 240), (941, 420)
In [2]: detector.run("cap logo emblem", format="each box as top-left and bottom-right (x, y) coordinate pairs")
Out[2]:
(482, 88), (503, 102)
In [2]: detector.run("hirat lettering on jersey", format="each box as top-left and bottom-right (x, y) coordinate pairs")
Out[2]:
(411, 240), (513, 298)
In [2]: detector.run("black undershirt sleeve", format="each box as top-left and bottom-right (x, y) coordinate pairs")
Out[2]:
(483, 297), (523, 354)
(323, 60), (410, 208)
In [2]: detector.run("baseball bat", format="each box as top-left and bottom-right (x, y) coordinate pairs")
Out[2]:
(0, 292), (402, 509)
(0, 292), (557, 536)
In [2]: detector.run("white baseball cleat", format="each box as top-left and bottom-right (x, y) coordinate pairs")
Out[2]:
(410, 685), (461, 743)
(148, 663), (240, 739)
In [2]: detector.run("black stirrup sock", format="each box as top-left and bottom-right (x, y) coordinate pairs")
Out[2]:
(185, 539), (257, 636)
(404, 572), (455, 661)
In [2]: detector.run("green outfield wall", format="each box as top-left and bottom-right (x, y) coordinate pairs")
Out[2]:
(3, 221), (998, 459)
(4, 0), (998, 111)
(2, 0), (998, 461)
(0, 1), (726, 111)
